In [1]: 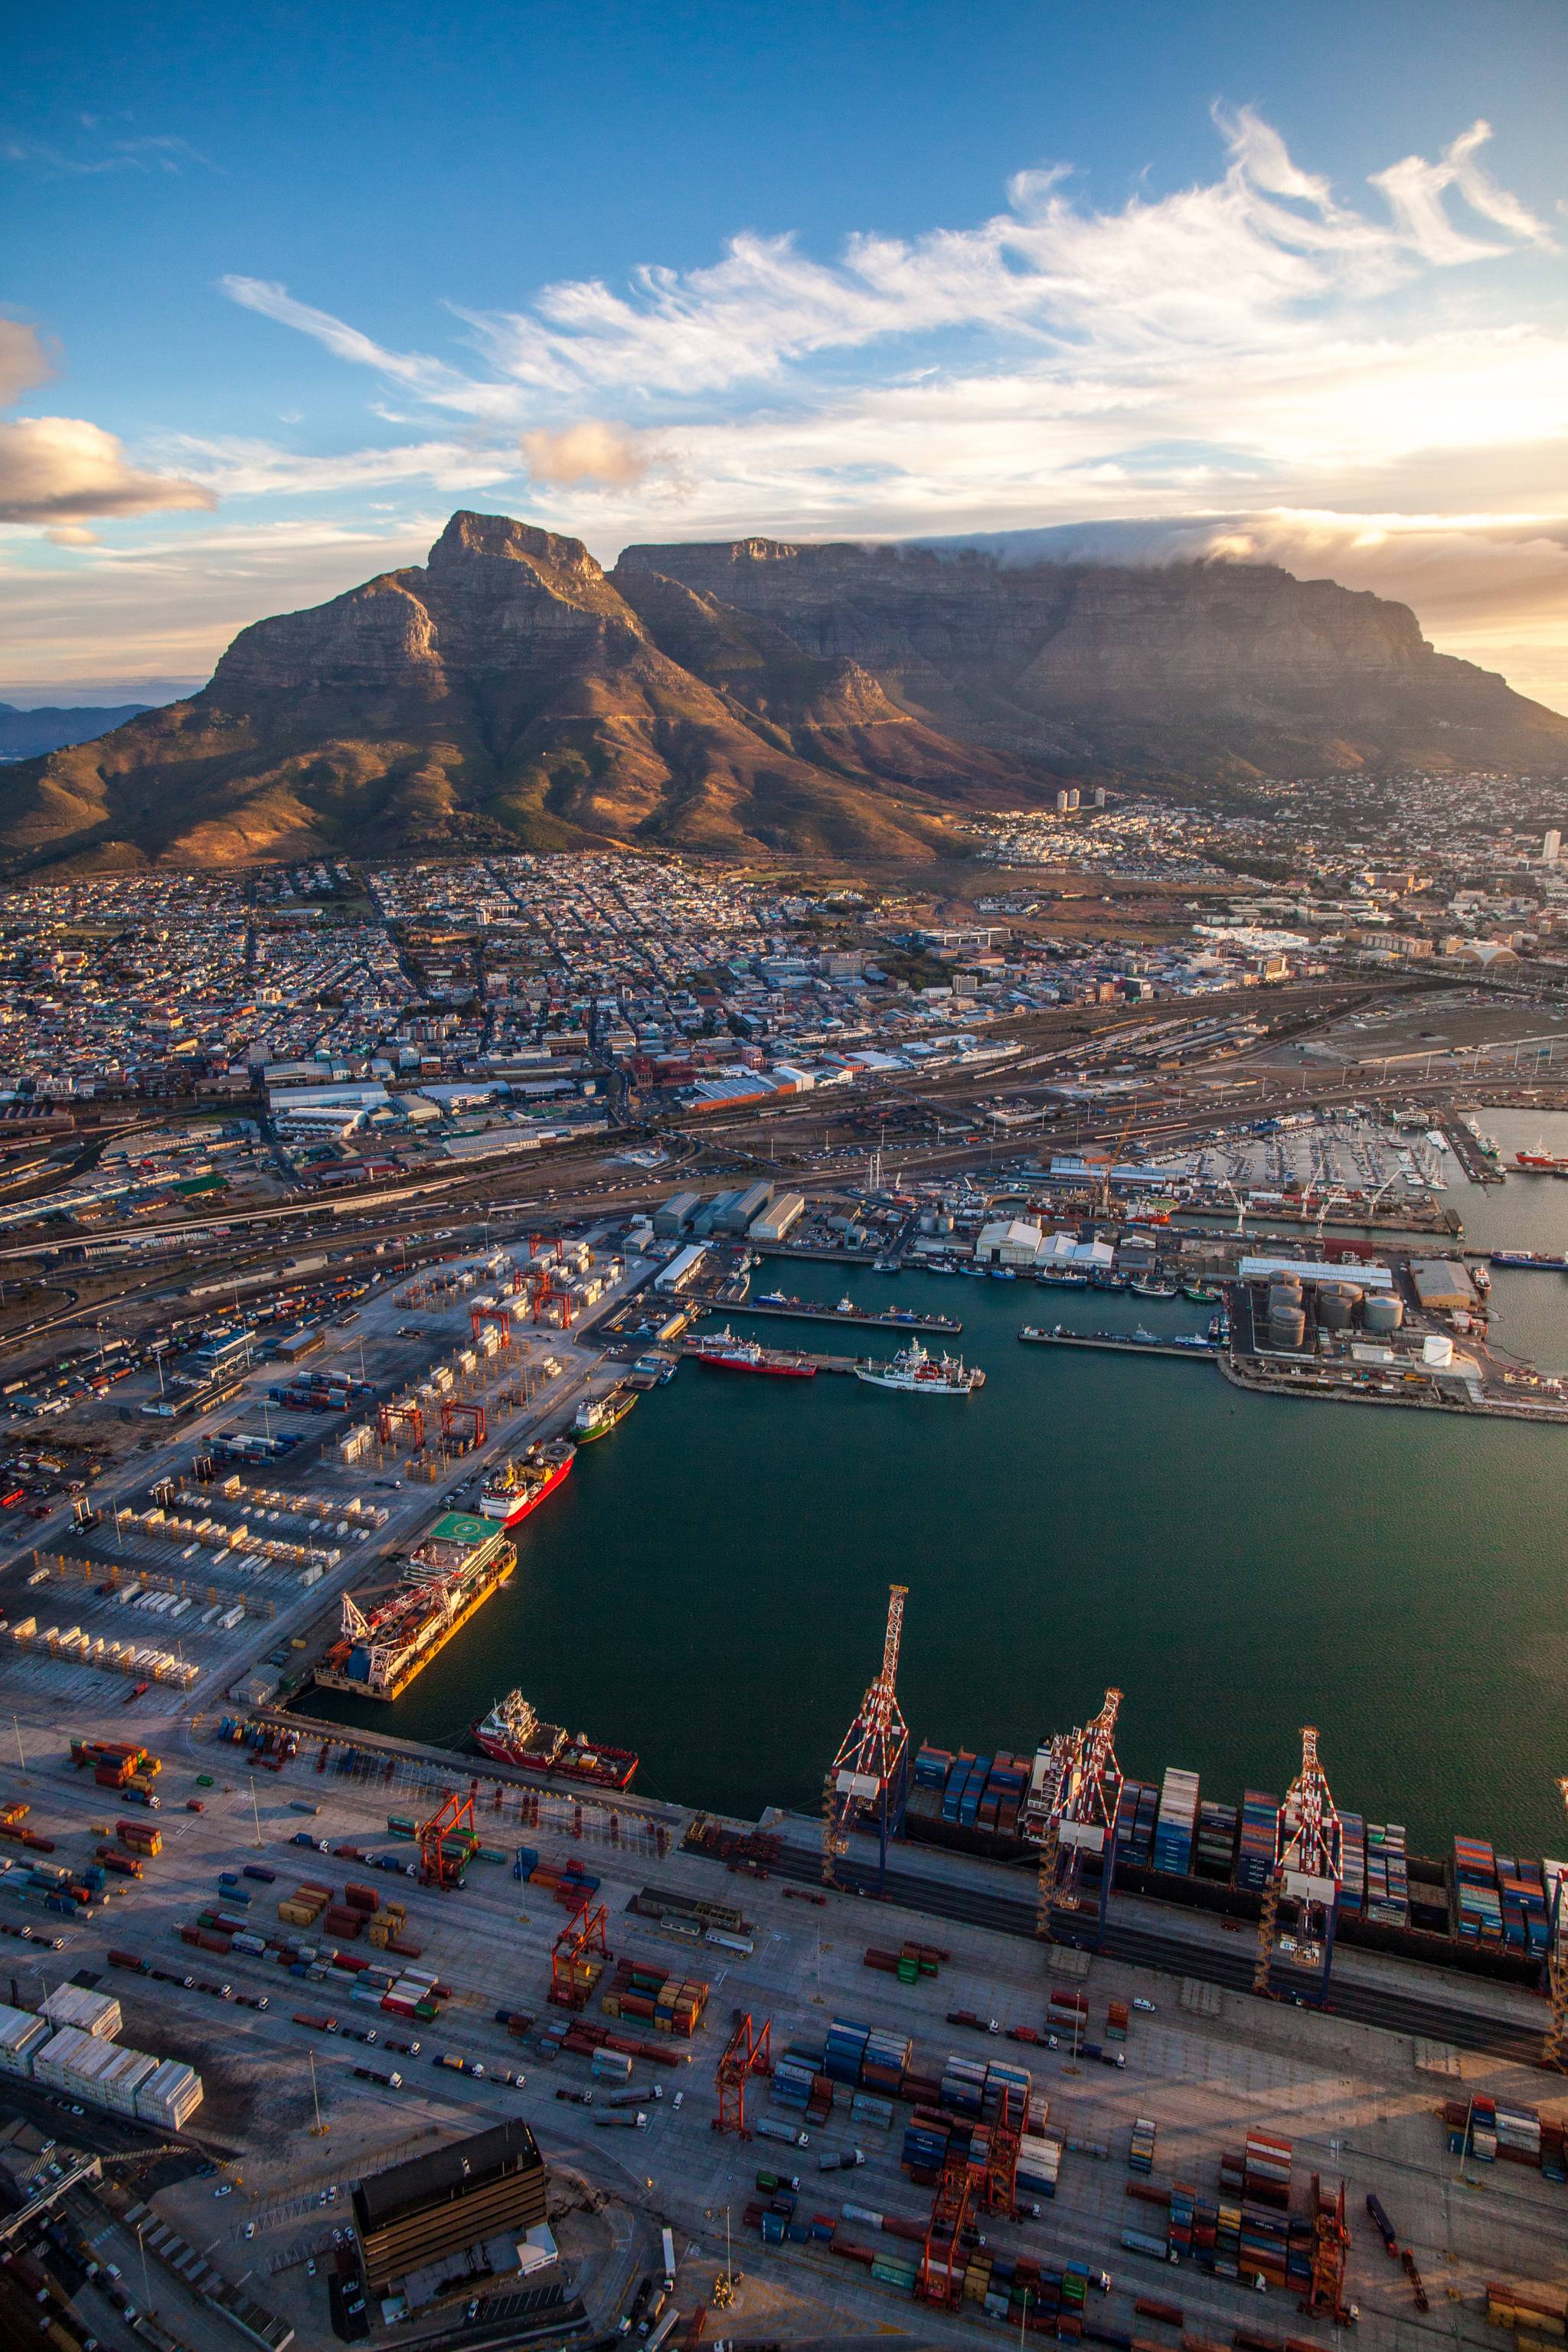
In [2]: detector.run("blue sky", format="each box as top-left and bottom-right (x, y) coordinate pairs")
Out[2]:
(4, 0), (1567, 704)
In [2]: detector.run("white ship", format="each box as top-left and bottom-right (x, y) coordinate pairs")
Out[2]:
(854, 1339), (985, 1396)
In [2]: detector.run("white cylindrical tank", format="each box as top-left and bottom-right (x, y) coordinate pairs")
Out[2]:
(1423, 1332), (1455, 1368)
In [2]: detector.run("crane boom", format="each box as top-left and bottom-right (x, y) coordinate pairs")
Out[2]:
(822, 1584), (910, 1893)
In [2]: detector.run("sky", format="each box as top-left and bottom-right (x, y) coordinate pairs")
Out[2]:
(4, 0), (1568, 710)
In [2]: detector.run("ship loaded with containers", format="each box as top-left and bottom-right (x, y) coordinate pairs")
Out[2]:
(315, 1512), (517, 1702)
(903, 1740), (1554, 1984)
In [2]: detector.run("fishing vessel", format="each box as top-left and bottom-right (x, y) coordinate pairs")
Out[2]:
(1182, 1281), (1221, 1303)
(478, 1436), (575, 1528)
(472, 1689), (639, 1789)
(573, 1387), (637, 1442)
(855, 1339), (985, 1396)
(691, 1327), (816, 1379)
(1514, 1145), (1568, 1172)
(1129, 1272), (1180, 1299)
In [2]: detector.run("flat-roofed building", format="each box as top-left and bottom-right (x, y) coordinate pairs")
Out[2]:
(351, 2120), (546, 2293)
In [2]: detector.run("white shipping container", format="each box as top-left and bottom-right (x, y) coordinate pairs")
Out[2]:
(0, 2005), (48, 2075)
(41, 1985), (122, 2040)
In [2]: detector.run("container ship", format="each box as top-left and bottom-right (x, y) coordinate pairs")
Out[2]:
(472, 1688), (639, 1790)
(479, 1436), (575, 1527)
(316, 1513), (515, 1702)
(855, 1341), (985, 1395)
(902, 1739), (1553, 1978)
(691, 1328), (816, 1379)
(573, 1387), (637, 1442)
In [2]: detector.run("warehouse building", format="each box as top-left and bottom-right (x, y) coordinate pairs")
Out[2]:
(1410, 1259), (1473, 1312)
(652, 1189), (701, 1236)
(717, 1180), (773, 1234)
(749, 1191), (805, 1243)
(975, 1217), (1045, 1267)
(351, 2120), (547, 2295)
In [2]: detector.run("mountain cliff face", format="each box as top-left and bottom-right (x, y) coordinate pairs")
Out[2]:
(616, 537), (1567, 776)
(2, 511), (1562, 873)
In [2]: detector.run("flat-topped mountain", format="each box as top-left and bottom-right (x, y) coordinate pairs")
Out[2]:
(2, 511), (1561, 871)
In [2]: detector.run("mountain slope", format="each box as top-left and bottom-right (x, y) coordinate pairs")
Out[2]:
(0, 514), (1044, 872)
(3, 510), (1563, 874)
(0, 701), (150, 763)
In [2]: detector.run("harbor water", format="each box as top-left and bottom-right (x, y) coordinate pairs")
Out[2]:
(306, 1110), (1568, 1863)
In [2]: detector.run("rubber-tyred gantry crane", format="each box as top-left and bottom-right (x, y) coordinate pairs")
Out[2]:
(1025, 1687), (1124, 1949)
(550, 1896), (611, 2010)
(418, 1788), (475, 1888)
(1302, 2173), (1353, 2321)
(439, 1399), (486, 1452)
(918, 2142), (977, 2308)
(712, 2011), (773, 2138)
(1541, 1777), (1568, 2069)
(1254, 1726), (1344, 2005)
(377, 1400), (424, 1452)
(470, 1302), (514, 1348)
(822, 1583), (909, 1893)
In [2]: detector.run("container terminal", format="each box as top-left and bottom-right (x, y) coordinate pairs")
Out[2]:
(3, 1636), (1566, 2352)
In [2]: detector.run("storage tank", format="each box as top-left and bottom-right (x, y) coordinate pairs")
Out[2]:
(1316, 1283), (1362, 1332)
(1362, 1293), (1403, 1334)
(1269, 1305), (1306, 1350)
(1423, 1331), (1455, 1369)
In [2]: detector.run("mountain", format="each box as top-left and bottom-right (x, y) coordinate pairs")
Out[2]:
(2, 511), (1563, 874)
(617, 537), (1568, 779)
(0, 701), (150, 763)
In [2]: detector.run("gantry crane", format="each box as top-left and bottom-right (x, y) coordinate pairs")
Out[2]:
(550, 1896), (611, 2009)
(1254, 1726), (1343, 2006)
(1302, 2173), (1353, 2321)
(417, 1788), (475, 1889)
(1540, 1777), (1568, 2069)
(712, 2011), (773, 2138)
(377, 1400), (424, 1452)
(439, 1399), (486, 1453)
(822, 1583), (910, 1893)
(1025, 1687), (1125, 1949)
(918, 2142), (978, 2308)
(470, 1302), (514, 1348)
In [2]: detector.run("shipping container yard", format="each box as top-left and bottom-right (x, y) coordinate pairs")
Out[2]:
(0, 1692), (1564, 2351)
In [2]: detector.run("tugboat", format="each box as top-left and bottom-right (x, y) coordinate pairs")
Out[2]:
(854, 1339), (985, 1395)
(478, 1436), (576, 1528)
(472, 1689), (639, 1790)
(573, 1387), (637, 1442)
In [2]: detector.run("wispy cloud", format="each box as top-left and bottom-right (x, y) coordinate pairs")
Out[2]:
(3, 130), (214, 175)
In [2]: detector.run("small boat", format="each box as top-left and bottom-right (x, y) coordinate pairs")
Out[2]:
(1130, 1274), (1180, 1299)
(757, 1289), (792, 1306)
(835, 1296), (856, 1314)
(1182, 1282), (1221, 1303)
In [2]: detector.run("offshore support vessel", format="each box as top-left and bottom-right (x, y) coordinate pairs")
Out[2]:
(472, 1688), (639, 1790)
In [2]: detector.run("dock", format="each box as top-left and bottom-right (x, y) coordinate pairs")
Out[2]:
(693, 1296), (962, 1336)
(673, 1335), (878, 1377)
(1018, 1326), (1219, 1364)
(1441, 1118), (1506, 1185)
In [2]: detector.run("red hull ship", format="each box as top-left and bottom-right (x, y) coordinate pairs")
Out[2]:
(478, 1437), (575, 1527)
(472, 1690), (639, 1790)
(691, 1326), (816, 1378)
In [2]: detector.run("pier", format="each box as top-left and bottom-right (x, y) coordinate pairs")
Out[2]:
(1018, 1325), (1219, 1364)
(673, 1334), (874, 1376)
(692, 1295), (962, 1335)
(1440, 1117), (1506, 1185)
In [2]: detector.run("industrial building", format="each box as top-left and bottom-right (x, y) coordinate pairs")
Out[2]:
(652, 1190), (701, 1236)
(1410, 1259), (1474, 1312)
(748, 1191), (805, 1243)
(351, 2119), (547, 2295)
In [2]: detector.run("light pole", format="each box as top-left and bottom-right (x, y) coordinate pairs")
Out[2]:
(249, 1777), (262, 1847)
(136, 2220), (154, 2315)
